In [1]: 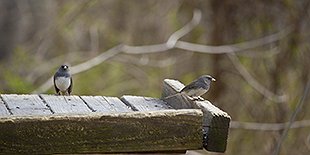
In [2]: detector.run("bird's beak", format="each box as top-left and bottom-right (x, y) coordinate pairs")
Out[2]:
(212, 78), (216, 82)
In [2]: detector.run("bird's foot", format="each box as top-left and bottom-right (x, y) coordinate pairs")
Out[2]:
(190, 96), (204, 101)
(187, 96), (194, 100)
(197, 96), (205, 101)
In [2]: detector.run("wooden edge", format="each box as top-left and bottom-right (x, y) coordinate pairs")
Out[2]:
(0, 109), (202, 121)
(0, 109), (203, 154)
(161, 79), (231, 153)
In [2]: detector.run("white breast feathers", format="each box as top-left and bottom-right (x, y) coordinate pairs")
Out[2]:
(55, 77), (71, 91)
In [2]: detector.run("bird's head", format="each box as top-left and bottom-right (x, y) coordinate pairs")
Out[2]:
(59, 65), (69, 72)
(200, 75), (216, 83)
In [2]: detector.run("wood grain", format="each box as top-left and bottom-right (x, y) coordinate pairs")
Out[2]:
(104, 96), (133, 112)
(40, 95), (92, 114)
(161, 79), (231, 153)
(80, 96), (133, 112)
(121, 95), (172, 111)
(161, 79), (195, 109)
(0, 109), (203, 154)
(1, 94), (52, 116)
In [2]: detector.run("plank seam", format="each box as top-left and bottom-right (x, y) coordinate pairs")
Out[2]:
(38, 94), (55, 114)
(0, 95), (13, 115)
(120, 97), (139, 111)
(79, 96), (96, 112)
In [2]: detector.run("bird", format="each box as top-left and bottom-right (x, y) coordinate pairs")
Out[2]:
(53, 64), (72, 95)
(164, 75), (216, 101)
(180, 75), (216, 100)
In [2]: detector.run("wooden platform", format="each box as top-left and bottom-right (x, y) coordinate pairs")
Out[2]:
(0, 79), (230, 154)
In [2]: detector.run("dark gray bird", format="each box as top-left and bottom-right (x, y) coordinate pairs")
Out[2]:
(53, 65), (72, 95)
(165, 75), (216, 101)
(180, 75), (216, 100)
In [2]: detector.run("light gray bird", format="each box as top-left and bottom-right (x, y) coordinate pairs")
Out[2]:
(164, 75), (216, 101)
(53, 65), (72, 95)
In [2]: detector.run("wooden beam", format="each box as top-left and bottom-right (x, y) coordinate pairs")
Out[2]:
(0, 109), (203, 154)
(161, 79), (231, 153)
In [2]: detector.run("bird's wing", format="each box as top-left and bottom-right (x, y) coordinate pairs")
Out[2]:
(180, 80), (198, 92)
(53, 75), (60, 94)
(68, 77), (73, 95)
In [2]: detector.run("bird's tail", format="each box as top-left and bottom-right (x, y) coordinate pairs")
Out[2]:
(163, 92), (186, 100)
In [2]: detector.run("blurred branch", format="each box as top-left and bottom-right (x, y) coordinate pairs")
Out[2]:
(227, 53), (287, 103)
(273, 80), (310, 155)
(33, 45), (123, 93)
(122, 9), (202, 54)
(175, 27), (291, 54)
(33, 9), (202, 93)
(166, 9), (202, 48)
(230, 119), (310, 131)
(33, 8), (291, 94)
(112, 53), (193, 68)
(34, 0), (97, 59)
(112, 55), (176, 68)
(235, 46), (281, 58)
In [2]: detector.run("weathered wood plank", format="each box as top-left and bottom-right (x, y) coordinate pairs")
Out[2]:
(104, 96), (133, 112)
(0, 98), (10, 117)
(121, 95), (172, 111)
(0, 109), (203, 154)
(161, 79), (194, 109)
(40, 95), (92, 114)
(1, 94), (52, 116)
(161, 79), (231, 153)
(80, 96), (133, 112)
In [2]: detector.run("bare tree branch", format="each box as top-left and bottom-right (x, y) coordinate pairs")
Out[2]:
(122, 44), (168, 54)
(227, 53), (287, 103)
(32, 45), (123, 93)
(175, 27), (291, 54)
(32, 9), (202, 93)
(32, 8), (291, 94)
(273, 80), (310, 155)
(122, 9), (202, 54)
(112, 53), (193, 68)
(166, 9), (202, 48)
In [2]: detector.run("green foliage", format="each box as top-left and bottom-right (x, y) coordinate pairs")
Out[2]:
(3, 71), (34, 93)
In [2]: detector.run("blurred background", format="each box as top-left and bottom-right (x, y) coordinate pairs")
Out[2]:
(0, 0), (310, 154)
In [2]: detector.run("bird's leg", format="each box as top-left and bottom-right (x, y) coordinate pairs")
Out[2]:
(193, 97), (200, 101)
(189, 96), (200, 101)
(186, 96), (194, 100)
(197, 96), (204, 101)
(190, 96), (204, 101)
